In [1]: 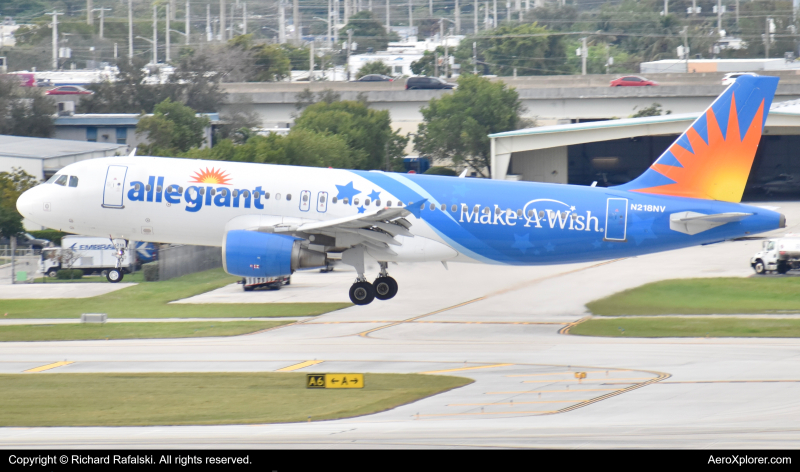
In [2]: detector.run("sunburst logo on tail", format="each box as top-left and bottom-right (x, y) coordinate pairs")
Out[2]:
(189, 167), (232, 185)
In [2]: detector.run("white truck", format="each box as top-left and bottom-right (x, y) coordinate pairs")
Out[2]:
(750, 236), (800, 274)
(41, 236), (135, 280)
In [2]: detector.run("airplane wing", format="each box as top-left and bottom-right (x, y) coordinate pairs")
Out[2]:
(268, 198), (429, 254)
(669, 211), (753, 235)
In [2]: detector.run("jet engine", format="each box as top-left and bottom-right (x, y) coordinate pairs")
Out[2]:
(222, 230), (326, 277)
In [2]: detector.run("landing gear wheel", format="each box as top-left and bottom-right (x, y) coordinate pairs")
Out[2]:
(106, 268), (123, 283)
(754, 260), (766, 275)
(373, 276), (398, 300)
(349, 281), (375, 305)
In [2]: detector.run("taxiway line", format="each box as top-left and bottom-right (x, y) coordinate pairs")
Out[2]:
(485, 388), (620, 394)
(660, 380), (800, 384)
(24, 361), (74, 373)
(522, 377), (654, 383)
(421, 363), (514, 374)
(448, 400), (590, 406)
(505, 370), (628, 377)
(549, 371), (672, 415)
(356, 259), (625, 338)
(274, 360), (323, 372)
(418, 410), (559, 417)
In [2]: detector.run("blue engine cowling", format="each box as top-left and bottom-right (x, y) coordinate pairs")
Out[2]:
(223, 230), (326, 278)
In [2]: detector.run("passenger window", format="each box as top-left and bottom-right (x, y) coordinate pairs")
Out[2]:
(320, 195), (326, 203)
(178, 186), (183, 193)
(397, 202), (403, 207)
(134, 183), (141, 191)
(302, 194), (309, 202)
(264, 192), (270, 199)
(429, 203), (435, 210)
(243, 190), (250, 198)
(517, 209), (523, 217)
(365, 198), (371, 205)
(220, 189), (228, 196)
(332, 196), (338, 203)
(353, 198), (359, 205)
(539, 211), (545, 218)
(527, 210), (534, 217)
(386, 200), (392, 206)
(198, 187), (204, 195)
(495, 207), (501, 215)
(145, 184), (152, 192)
(275, 193), (281, 200)
(375, 199), (380, 206)
(287, 194), (292, 201)
(232, 190), (239, 197)
(68, 176), (79, 187)
(55, 175), (68, 186)
(441, 204), (446, 211)
(451, 204), (457, 212)
(156, 185), (162, 193)
(483, 207), (490, 215)
(209, 189), (216, 196)
(254, 191), (260, 198)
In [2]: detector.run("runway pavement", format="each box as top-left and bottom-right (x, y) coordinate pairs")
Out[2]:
(2, 202), (800, 448)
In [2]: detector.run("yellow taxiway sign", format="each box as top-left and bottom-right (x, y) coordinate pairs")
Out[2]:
(306, 374), (364, 389)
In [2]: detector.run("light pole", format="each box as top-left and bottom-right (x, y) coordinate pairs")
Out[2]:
(313, 16), (333, 49)
(92, 7), (112, 39)
(136, 36), (157, 64)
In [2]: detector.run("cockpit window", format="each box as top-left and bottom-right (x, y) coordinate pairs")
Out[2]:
(47, 174), (61, 184)
(54, 175), (68, 186)
(68, 176), (79, 187)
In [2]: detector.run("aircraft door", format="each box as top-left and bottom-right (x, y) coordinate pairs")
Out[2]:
(316, 191), (328, 213)
(299, 190), (311, 212)
(102, 165), (128, 208)
(604, 198), (628, 241)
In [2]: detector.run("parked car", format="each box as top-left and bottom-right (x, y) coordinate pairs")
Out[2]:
(405, 77), (456, 90)
(0, 233), (52, 252)
(609, 76), (658, 87)
(45, 85), (94, 95)
(356, 74), (393, 82)
(722, 72), (759, 86)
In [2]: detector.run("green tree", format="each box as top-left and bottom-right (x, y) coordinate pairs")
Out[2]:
(252, 44), (292, 81)
(78, 58), (173, 114)
(357, 61), (392, 78)
(340, 11), (398, 54)
(136, 99), (210, 155)
(0, 76), (54, 138)
(0, 168), (38, 238)
(472, 22), (570, 76)
(631, 103), (671, 118)
(293, 100), (408, 171)
(415, 75), (522, 177)
(180, 129), (354, 169)
(167, 52), (226, 113)
(410, 47), (444, 76)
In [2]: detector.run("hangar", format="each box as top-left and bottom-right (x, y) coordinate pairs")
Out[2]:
(489, 100), (800, 198)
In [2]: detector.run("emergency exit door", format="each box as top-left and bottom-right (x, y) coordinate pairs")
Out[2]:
(102, 165), (128, 208)
(604, 198), (628, 241)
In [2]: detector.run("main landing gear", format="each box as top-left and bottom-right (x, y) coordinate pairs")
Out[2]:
(342, 246), (399, 306)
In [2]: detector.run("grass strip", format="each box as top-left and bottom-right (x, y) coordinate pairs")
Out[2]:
(0, 373), (472, 426)
(587, 277), (800, 316)
(570, 317), (800, 338)
(0, 321), (292, 342)
(3, 268), (351, 319)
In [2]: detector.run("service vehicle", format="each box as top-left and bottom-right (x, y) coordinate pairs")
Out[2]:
(722, 72), (758, 86)
(41, 236), (157, 281)
(240, 276), (291, 291)
(751, 236), (800, 274)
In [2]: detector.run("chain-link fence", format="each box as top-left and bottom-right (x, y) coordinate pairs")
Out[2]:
(0, 255), (39, 284)
(157, 245), (223, 281)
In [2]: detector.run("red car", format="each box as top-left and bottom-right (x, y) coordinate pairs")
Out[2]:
(45, 85), (94, 95)
(609, 76), (658, 87)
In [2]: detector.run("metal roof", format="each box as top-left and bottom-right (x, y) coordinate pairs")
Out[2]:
(0, 135), (125, 159)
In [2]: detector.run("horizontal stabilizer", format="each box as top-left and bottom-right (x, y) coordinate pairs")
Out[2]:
(669, 211), (753, 235)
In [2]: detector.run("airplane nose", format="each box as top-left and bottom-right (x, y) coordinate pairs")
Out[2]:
(16, 187), (39, 219)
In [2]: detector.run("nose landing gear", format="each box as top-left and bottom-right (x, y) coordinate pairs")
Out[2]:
(106, 238), (128, 283)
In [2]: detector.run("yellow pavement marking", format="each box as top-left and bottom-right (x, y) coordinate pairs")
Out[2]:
(548, 371), (671, 415)
(448, 400), (590, 406)
(356, 258), (625, 338)
(305, 321), (566, 325)
(274, 360), (323, 372)
(419, 410), (559, 417)
(24, 361), (74, 373)
(485, 388), (620, 394)
(421, 363), (513, 375)
(357, 297), (486, 337)
(522, 377), (654, 383)
(505, 370), (627, 378)
(660, 380), (800, 384)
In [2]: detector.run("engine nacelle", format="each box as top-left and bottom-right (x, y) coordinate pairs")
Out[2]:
(222, 230), (326, 277)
